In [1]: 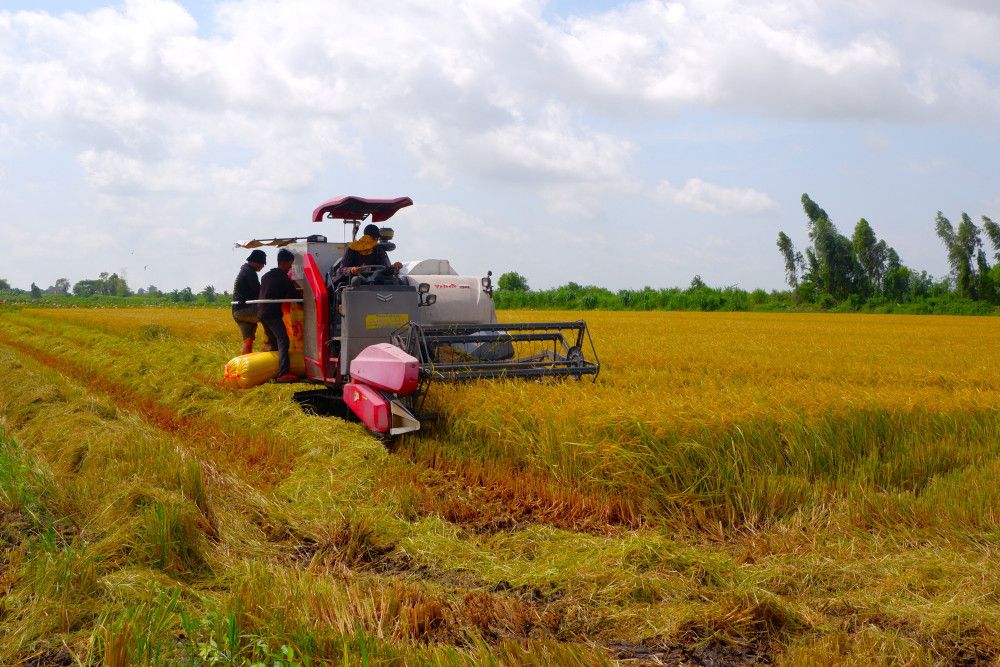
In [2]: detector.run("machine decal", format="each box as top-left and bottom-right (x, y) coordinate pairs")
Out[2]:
(376, 293), (393, 302)
(365, 313), (409, 330)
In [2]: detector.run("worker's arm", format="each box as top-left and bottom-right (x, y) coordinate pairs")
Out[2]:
(374, 248), (403, 271)
(283, 273), (301, 298)
(335, 249), (361, 280)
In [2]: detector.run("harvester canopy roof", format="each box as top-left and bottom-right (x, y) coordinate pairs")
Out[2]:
(312, 196), (413, 223)
(235, 238), (304, 248)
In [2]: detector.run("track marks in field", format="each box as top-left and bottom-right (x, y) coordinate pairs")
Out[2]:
(387, 449), (642, 534)
(2, 313), (643, 536)
(0, 333), (292, 486)
(281, 547), (575, 647)
(1, 329), (635, 536)
(0, 346), (613, 659)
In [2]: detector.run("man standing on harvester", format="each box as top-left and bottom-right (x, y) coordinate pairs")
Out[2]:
(232, 249), (273, 355)
(258, 248), (300, 382)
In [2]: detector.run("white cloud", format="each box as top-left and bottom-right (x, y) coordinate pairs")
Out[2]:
(656, 178), (777, 216)
(2, 2), (996, 184)
(0, 0), (998, 291)
(1, 0), (998, 210)
(547, 0), (1000, 121)
(0, 221), (119, 260)
(394, 203), (528, 278)
(78, 149), (196, 193)
(904, 158), (949, 175)
(470, 106), (632, 184)
(538, 178), (642, 218)
(552, 1), (899, 114)
(406, 204), (524, 245)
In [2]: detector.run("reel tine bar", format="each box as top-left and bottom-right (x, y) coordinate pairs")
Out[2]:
(393, 321), (600, 381)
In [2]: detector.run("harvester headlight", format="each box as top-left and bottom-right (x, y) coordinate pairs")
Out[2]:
(424, 294), (437, 306)
(418, 282), (430, 294)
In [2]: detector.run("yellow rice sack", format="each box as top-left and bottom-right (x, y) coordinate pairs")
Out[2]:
(283, 303), (305, 352)
(223, 351), (306, 388)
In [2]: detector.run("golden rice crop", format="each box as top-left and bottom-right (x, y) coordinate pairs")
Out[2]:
(14, 308), (1000, 517)
(418, 310), (1000, 527)
(2, 306), (1000, 665)
(17, 307), (1000, 527)
(42, 307), (1000, 416)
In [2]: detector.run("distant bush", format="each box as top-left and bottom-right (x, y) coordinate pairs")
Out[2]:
(0, 294), (231, 309)
(494, 281), (999, 315)
(4, 277), (997, 316)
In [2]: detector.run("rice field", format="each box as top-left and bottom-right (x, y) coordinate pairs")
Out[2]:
(1, 306), (999, 665)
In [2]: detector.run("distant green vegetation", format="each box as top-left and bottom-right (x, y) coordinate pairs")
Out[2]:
(774, 194), (1000, 310)
(494, 194), (1000, 316)
(4, 195), (1000, 316)
(0, 293), (227, 308)
(493, 276), (997, 315)
(0, 272), (227, 308)
(5, 278), (997, 315)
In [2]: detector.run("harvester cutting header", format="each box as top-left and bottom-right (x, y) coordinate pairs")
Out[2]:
(225, 196), (599, 438)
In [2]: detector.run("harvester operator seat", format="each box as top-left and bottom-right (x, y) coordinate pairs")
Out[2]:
(349, 265), (402, 287)
(329, 260), (402, 290)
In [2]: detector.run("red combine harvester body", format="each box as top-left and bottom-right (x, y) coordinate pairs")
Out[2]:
(232, 196), (599, 438)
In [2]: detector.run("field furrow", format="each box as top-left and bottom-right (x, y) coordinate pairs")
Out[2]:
(0, 325), (615, 664)
(0, 311), (640, 535)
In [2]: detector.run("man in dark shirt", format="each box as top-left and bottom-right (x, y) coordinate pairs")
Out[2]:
(258, 248), (300, 382)
(336, 223), (402, 282)
(232, 249), (272, 354)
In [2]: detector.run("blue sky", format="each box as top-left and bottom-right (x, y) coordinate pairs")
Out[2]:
(1, 0), (998, 293)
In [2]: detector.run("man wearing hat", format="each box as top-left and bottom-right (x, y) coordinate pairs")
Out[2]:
(232, 249), (273, 354)
(336, 223), (403, 281)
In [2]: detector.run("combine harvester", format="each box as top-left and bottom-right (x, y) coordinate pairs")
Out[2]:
(226, 196), (599, 438)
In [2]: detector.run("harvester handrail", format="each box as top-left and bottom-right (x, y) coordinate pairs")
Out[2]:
(230, 298), (305, 305)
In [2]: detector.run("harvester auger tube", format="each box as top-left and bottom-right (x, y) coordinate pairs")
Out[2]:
(393, 321), (600, 382)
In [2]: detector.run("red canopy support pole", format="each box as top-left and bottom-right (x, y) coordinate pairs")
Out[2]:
(302, 253), (328, 381)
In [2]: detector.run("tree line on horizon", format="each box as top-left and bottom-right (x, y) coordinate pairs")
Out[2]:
(0, 272), (226, 305)
(493, 194), (1000, 314)
(3, 194), (999, 315)
(774, 193), (1000, 307)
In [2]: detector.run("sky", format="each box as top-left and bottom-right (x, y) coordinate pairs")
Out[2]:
(0, 0), (998, 293)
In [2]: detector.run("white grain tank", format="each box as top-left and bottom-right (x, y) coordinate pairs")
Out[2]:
(399, 259), (497, 325)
